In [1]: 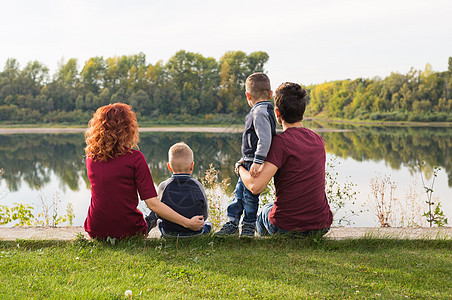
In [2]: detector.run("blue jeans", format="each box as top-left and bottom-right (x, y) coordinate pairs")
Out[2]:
(257, 203), (330, 237)
(158, 220), (212, 238)
(227, 177), (260, 226)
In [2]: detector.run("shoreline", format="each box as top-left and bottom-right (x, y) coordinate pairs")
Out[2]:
(0, 126), (353, 134)
(0, 118), (450, 133)
(306, 118), (452, 127)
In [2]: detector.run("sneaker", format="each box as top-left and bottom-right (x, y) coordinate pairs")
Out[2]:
(240, 223), (255, 237)
(202, 222), (213, 234)
(215, 221), (239, 236)
(145, 211), (158, 234)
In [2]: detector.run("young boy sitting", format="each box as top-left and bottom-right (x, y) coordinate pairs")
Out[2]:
(216, 72), (277, 237)
(145, 142), (211, 237)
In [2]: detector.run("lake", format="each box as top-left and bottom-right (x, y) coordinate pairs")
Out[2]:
(0, 122), (451, 228)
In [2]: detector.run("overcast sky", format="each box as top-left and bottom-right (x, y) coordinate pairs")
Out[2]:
(1, 0), (451, 88)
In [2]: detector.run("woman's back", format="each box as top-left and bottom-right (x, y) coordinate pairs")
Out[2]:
(84, 150), (157, 239)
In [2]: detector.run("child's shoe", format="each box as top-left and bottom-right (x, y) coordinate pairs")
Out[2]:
(202, 222), (212, 234)
(240, 223), (256, 237)
(215, 221), (239, 236)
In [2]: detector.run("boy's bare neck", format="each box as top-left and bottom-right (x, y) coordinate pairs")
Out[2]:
(173, 171), (192, 175)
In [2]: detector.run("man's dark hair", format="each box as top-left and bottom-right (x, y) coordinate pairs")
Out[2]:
(274, 82), (307, 123)
(245, 73), (271, 100)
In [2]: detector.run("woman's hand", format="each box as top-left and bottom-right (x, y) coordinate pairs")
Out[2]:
(186, 215), (205, 231)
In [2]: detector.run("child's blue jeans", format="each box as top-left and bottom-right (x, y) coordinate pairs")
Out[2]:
(226, 176), (259, 226)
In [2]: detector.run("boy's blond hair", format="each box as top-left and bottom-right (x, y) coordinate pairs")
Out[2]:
(168, 142), (194, 173)
(245, 72), (271, 100)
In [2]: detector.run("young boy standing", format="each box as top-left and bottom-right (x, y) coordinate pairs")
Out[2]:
(216, 73), (277, 237)
(146, 142), (211, 237)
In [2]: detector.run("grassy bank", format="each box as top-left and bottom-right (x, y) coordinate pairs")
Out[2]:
(1, 236), (451, 299)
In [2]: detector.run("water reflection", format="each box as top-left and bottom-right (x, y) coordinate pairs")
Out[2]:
(313, 123), (452, 186)
(0, 124), (450, 193)
(0, 132), (242, 193)
(0, 134), (86, 192)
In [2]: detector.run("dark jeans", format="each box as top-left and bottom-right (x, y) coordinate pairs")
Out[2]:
(257, 203), (330, 237)
(227, 176), (260, 226)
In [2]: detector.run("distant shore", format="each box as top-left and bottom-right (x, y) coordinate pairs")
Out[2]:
(306, 118), (452, 127)
(0, 126), (353, 134)
(1, 118), (451, 134)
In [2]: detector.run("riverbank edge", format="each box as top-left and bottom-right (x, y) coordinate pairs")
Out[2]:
(0, 126), (356, 134)
(0, 118), (451, 130)
(0, 226), (451, 241)
(2, 118), (451, 134)
(306, 117), (452, 127)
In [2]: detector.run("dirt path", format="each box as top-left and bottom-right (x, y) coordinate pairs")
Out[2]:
(0, 226), (450, 241)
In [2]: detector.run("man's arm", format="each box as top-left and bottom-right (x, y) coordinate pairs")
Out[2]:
(238, 161), (278, 194)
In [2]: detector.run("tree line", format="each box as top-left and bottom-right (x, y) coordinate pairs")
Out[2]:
(0, 51), (451, 124)
(306, 58), (452, 122)
(0, 50), (269, 124)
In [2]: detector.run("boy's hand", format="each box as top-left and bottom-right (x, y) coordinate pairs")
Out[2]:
(186, 215), (204, 231)
(249, 163), (262, 178)
(234, 159), (245, 176)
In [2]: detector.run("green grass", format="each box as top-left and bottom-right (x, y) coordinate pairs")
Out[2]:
(1, 236), (451, 299)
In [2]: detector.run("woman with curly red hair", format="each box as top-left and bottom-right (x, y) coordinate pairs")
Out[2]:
(84, 103), (204, 239)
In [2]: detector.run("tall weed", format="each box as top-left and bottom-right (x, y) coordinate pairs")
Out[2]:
(369, 174), (397, 227)
(368, 165), (448, 227)
(325, 156), (360, 226)
(418, 161), (448, 227)
(0, 170), (75, 227)
(200, 164), (230, 229)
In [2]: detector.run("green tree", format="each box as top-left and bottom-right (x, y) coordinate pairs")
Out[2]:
(218, 51), (250, 114)
(18, 61), (49, 97)
(129, 89), (150, 115)
(81, 57), (106, 94)
(247, 51), (269, 74)
(55, 58), (79, 87)
(0, 58), (21, 101)
(46, 58), (81, 111)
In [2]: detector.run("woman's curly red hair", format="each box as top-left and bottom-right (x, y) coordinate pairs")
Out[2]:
(85, 103), (139, 161)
